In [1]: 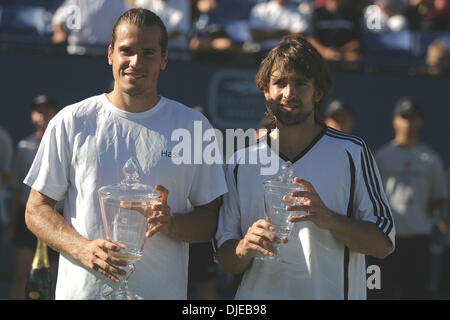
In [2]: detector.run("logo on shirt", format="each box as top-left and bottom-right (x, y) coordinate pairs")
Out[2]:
(161, 150), (179, 158)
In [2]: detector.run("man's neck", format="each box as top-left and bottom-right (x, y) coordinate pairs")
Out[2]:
(395, 135), (420, 148)
(270, 120), (324, 161)
(106, 90), (160, 113)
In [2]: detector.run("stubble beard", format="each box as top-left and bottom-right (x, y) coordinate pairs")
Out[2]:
(266, 98), (313, 126)
(118, 69), (156, 98)
(123, 85), (147, 97)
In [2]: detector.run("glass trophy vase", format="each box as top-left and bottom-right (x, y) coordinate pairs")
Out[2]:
(98, 157), (160, 300)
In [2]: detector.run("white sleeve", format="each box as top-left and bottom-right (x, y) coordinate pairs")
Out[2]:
(353, 143), (395, 246)
(215, 163), (243, 248)
(23, 114), (71, 202)
(187, 118), (227, 207)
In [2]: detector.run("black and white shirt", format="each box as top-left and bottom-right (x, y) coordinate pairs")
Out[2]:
(216, 127), (395, 299)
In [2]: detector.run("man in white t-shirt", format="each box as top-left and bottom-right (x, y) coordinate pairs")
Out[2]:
(369, 97), (448, 299)
(25, 8), (227, 300)
(249, 0), (311, 51)
(215, 35), (395, 299)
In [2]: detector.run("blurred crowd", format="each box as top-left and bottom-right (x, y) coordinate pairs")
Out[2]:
(0, 0), (449, 73)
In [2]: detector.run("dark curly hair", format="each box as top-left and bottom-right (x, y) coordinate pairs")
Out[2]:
(255, 35), (333, 126)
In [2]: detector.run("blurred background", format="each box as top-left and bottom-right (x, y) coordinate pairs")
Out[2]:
(0, 0), (449, 300)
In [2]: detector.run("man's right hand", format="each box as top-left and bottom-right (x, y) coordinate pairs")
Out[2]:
(236, 219), (280, 260)
(217, 219), (287, 274)
(77, 239), (129, 283)
(26, 189), (133, 283)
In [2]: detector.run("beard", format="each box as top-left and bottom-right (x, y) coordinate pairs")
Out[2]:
(266, 98), (313, 126)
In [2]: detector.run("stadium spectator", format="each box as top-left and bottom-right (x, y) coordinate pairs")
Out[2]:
(189, 0), (233, 52)
(369, 97), (448, 299)
(407, 0), (450, 31)
(308, 0), (362, 61)
(425, 40), (450, 76)
(52, 0), (128, 55)
(3, 94), (61, 300)
(134, 0), (191, 55)
(323, 98), (355, 133)
(189, 0), (262, 54)
(249, 0), (311, 52)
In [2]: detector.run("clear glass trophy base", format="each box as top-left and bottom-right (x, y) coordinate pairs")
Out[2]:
(254, 249), (277, 261)
(254, 254), (275, 261)
(101, 287), (143, 300)
(254, 236), (292, 264)
(101, 263), (143, 300)
(254, 252), (292, 264)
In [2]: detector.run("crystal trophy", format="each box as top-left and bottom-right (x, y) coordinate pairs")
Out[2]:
(256, 161), (304, 262)
(98, 157), (160, 300)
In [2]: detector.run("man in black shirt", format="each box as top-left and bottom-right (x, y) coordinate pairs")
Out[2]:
(308, 0), (362, 61)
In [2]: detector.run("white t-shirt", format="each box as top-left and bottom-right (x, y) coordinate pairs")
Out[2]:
(135, 0), (190, 51)
(249, 1), (310, 49)
(375, 141), (448, 237)
(24, 94), (227, 299)
(216, 127), (395, 300)
(52, 0), (127, 55)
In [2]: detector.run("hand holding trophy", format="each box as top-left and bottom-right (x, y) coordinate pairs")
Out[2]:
(255, 161), (304, 263)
